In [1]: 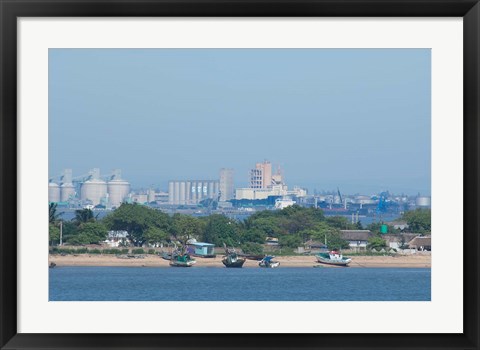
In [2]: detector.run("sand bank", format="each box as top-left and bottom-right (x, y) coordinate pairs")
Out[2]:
(49, 254), (431, 268)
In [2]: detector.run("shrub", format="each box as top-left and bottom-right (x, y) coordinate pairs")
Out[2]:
(148, 249), (156, 255)
(132, 248), (145, 255)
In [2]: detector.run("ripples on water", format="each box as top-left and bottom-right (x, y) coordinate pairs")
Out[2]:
(49, 267), (430, 301)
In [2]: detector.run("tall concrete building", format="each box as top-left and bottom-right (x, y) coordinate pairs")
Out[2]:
(250, 160), (272, 189)
(168, 180), (220, 205)
(219, 168), (234, 201)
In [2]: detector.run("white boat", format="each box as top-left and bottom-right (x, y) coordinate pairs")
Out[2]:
(259, 256), (280, 268)
(316, 250), (351, 267)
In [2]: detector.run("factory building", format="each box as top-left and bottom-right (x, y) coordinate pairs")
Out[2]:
(168, 180), (220, 205)
(236, 160), (306, 200)
(219, 168), (234, 201)
(235, 185), (307, 200)
(49, 168), (131, 207)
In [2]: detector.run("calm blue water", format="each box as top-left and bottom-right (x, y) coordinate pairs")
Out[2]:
(49, 267), (430, 301)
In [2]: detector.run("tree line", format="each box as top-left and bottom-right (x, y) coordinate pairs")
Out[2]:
(49, 203), (431, 254)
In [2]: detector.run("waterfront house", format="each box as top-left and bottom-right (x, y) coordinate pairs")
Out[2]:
(339, 230), (373, 251)
(265, 237), (279, 246)
(382, 233), (418, 249)
(104, 230), (128, 247)
(304, 240), (327, 253)
(187, 242), (216, 257)
(387, 220), (409, 231)
(407, 236), (431, 251)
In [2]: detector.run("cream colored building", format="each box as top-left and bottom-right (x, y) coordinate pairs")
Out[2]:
(235, 185), (307, 200)
(250, 160), (272, 189)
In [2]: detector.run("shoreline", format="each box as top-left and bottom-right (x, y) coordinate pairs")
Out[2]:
(49, 254), (431, 268)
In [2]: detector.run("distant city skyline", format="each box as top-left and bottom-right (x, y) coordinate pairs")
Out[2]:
(49, 49), (431, 195)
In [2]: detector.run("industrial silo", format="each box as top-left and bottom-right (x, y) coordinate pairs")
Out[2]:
(214, 181), (220, 199)
(60, 183), (75, 202)
(191, 181), (197, 203)
(168, 181), (174, 204)
(147, 189), (155, 203)
(185, 181), (191, 204)
(179, 182), (186, 205)
(197, 181), (203, 202)
(416, 196), (431, 207)
(208, 181), (214, 198)
(107, 178), (130, 208)
(60, 169), (75, 202)
(81, 179), (108, 206)
(48, 182), (61, 203)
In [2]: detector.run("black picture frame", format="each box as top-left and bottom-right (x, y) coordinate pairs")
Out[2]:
(1, 1), (479, 349)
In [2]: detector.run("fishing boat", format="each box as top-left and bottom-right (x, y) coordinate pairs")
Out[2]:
(258, 255), (280, 268)
(161, 251), (179, 261)
(168, 244), (196, 267)
(222, 244), (246, 268)
(169, 253), (196, 267)
(316, 250), (351, 267)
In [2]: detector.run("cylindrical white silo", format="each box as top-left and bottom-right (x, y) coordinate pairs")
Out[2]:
(191, 181), (197, 204)
(147, 189), (155, 203)
(214, 181), (220, 199)
(179, 182), (186, 205)
(81, 179), (107, 206)
(416, 196), (431, 207)
(197, 181), (203, 203)
(208, 181), (214, 199)
(168, 181), (174, 204)
(185, 181), (191, 204)
(107, 179), (130, 207)
(60, 183), (75, 202)
(48, 182), (61, 203)
(174, 181), (180, 205)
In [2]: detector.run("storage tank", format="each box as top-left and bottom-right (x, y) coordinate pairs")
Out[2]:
(60, 183), (75, 202)
(416, 196), (431, 207)
(48, 182), (61, 203)
(168, 181), (174, 204)
(179, 182), (186, 205)
(147, 189), (155, 203)
(81, 179), (107, 206)
(107, 179), (130, 207)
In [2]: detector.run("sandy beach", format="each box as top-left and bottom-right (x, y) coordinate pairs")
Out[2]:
(49, 253), (431, 268)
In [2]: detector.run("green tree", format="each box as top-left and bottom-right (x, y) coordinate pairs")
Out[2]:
(247, 217), (283, 237)
(49, 203), (62, 224)
(239, 228), (265, 244)
(103, 203), (171, 246)
(279, 234), (302, 248)
(402, 209), (431, 234)
(325, 216), (356, 230)
(240, 242), (264, 255)
(49, 224), (60, 246)
(203, 214), (238, 246)
(367, 236), (387, 250)
(73, 208), (97, 226)
(306, 222), (349, 249)
(71, 222), (108, 245)
(61, 221), (80, 244)
(144, 227), (168, 247)
(172, 214), (204, 246)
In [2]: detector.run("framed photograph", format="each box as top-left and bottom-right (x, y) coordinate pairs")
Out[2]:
(1, 0), (478, 349)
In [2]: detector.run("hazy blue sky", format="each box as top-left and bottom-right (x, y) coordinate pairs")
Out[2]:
(49, 49), (431, 195)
